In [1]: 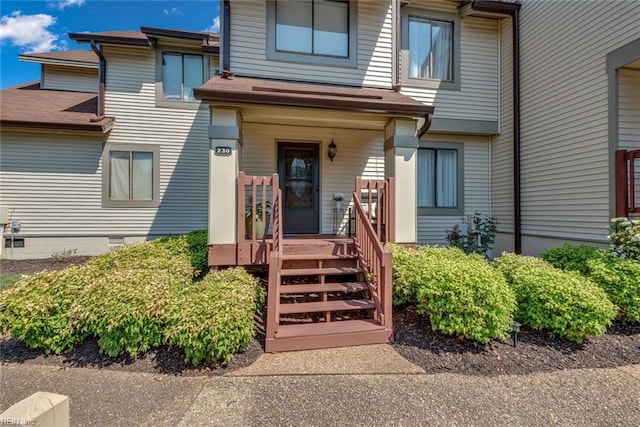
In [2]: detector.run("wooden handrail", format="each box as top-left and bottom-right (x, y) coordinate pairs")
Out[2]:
(352, 183), (393, 329)
(355, 177), (395, 242)
(616, 150), (640, 217)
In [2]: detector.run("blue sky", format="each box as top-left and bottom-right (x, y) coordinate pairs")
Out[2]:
(0, 0), (220, 88)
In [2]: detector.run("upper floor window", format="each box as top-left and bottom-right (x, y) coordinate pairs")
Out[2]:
(276, 0), (349, 57)
(402, 9), (460, 90)
(162, 52), (204, 101)
(267, 0), (357, 68)
(408, 17), (452, 81)
(417, 144), (464, 215)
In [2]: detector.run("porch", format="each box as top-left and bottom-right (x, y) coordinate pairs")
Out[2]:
(209, 173), (395, 352)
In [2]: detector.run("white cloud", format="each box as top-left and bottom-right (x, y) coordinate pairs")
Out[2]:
(51, 0), (86, 10)
(205, 16), (220, 33)
(0, 11), (66, 53)
(163, 7), (181, 16)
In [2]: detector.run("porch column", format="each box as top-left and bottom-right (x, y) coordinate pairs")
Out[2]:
(208, 107), (242, 262)
(384, 118), (419, 245)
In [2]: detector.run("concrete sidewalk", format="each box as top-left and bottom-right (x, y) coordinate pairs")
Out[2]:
(2, 345), (640, 426)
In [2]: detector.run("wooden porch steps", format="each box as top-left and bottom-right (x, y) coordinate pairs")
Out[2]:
(280, 281), (367, 294)
(279, 299), (375, 314)
(265, 237), (391, 353)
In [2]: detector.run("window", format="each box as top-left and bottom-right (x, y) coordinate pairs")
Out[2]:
(418, 145), (463, 215)
(402, 9), (460, 90)
(408, 17), (452, 80)
(162, 52), (204, 101)
(267, 0), (357, 68)
(103, 144), (160, 208)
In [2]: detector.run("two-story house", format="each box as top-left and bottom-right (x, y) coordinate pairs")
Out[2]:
(1, 0), (638, 351)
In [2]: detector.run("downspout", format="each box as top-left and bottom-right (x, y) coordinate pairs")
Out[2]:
(392, 0), (401, 90)
(89, 40), (106, 120)
(417, 113), (433, 139)
(222, 0), (231, 72)
(512, 8), (521, 254)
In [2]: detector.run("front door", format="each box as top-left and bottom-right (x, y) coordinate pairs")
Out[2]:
(278, 142), (320, 234)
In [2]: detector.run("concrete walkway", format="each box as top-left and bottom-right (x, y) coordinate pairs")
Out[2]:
(2, 345), (640, 426)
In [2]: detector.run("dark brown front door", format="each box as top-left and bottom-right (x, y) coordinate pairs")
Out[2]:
(278, 142), (320, 234)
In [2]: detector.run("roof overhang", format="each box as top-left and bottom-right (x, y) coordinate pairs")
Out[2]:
(195, 76), (434, 117)
(0, 118), (114, 134)
(69, 32), (150, 47)
(459, 0), (521, 18)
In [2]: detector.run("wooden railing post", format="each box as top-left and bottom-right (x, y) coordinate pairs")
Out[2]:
(237, 171), (247, 242)
(615, 150), (629, 218)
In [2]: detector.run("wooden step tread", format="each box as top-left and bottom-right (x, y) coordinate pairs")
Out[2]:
(275, 319), (384, 339)
(281, 253), (358, 261)
(280, 267), (363, 276)
(280, 281), (368, 294)
(279, 299), (375, 314)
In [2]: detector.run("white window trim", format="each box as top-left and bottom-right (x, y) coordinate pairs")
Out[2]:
(266, 0), (358, 69)
(401, 8), (461, 91)
(417, 142), (464, 216)
(155, 49), (210, 109)
(102, 143), (160, 208)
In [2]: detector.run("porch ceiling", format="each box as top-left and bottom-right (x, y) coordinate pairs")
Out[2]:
(195, 75), (434, 118)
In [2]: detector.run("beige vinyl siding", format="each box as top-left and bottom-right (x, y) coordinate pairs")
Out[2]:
(491, 17), (515, 251)
(0, 134), (105, 236)
(41, 64), (98, 93)
(518, 0), (640, 250)
(400, 15), (499, 121)
(417, 134), (491, 245)
(102, 45), (210, 236)
(619, 68), (640, 150)
(229, 0), (393, 88)
(240, 122), (384, 235)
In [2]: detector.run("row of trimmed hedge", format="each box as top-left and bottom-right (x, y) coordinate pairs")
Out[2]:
(0, 231), (264, 365)
(542, 244), (640, 322)
(390, 245), (625, 344)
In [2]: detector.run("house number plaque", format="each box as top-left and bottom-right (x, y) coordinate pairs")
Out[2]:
(215, 146), (232, 156)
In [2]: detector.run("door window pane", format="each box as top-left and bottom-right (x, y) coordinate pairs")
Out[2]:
(284, 149), (314, 209)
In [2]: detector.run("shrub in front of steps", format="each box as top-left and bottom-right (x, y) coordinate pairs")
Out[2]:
(412, 247), (516, 344)
(184, 229), (210, 276)
(493, 253), (617, 343)
(164, 268), (265, 365)
(0, 266), (94, 354)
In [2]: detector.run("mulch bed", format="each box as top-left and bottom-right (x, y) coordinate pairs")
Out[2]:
(2, 257), (639, 376)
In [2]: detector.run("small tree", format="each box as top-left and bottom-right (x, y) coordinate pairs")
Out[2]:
(446, 212), (497, 257)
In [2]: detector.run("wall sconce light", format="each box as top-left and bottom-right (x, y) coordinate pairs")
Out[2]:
(328, 140), (337, 162)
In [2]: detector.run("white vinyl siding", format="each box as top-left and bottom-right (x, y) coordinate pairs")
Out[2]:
(230, 0), (392, 88)
(491, 17), (515, 250)
(518, 0), (640, 250)
(618, 68), (640, 151)
(100, 45), (210, 235)
(41, 64), (98, 93)
(240, 122), (384, 235)
(417, 135), (490, 245)
(401, 14), (499, 122)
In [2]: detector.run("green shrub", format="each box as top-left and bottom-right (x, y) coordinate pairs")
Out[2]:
(445, 212), (498, 257)
(184, 229), (209, 275)
(164, 268), (265, 365)
(391, 245), (516, 344)
(0, 267), (93, 354)
(494, 253), (617, 343)
(69, 246), (194, 358)
(542, 244), (640, 322)
(541, 244), (608, 276)
(88, 237), (191, 272)
(586, 256), (640, 322)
